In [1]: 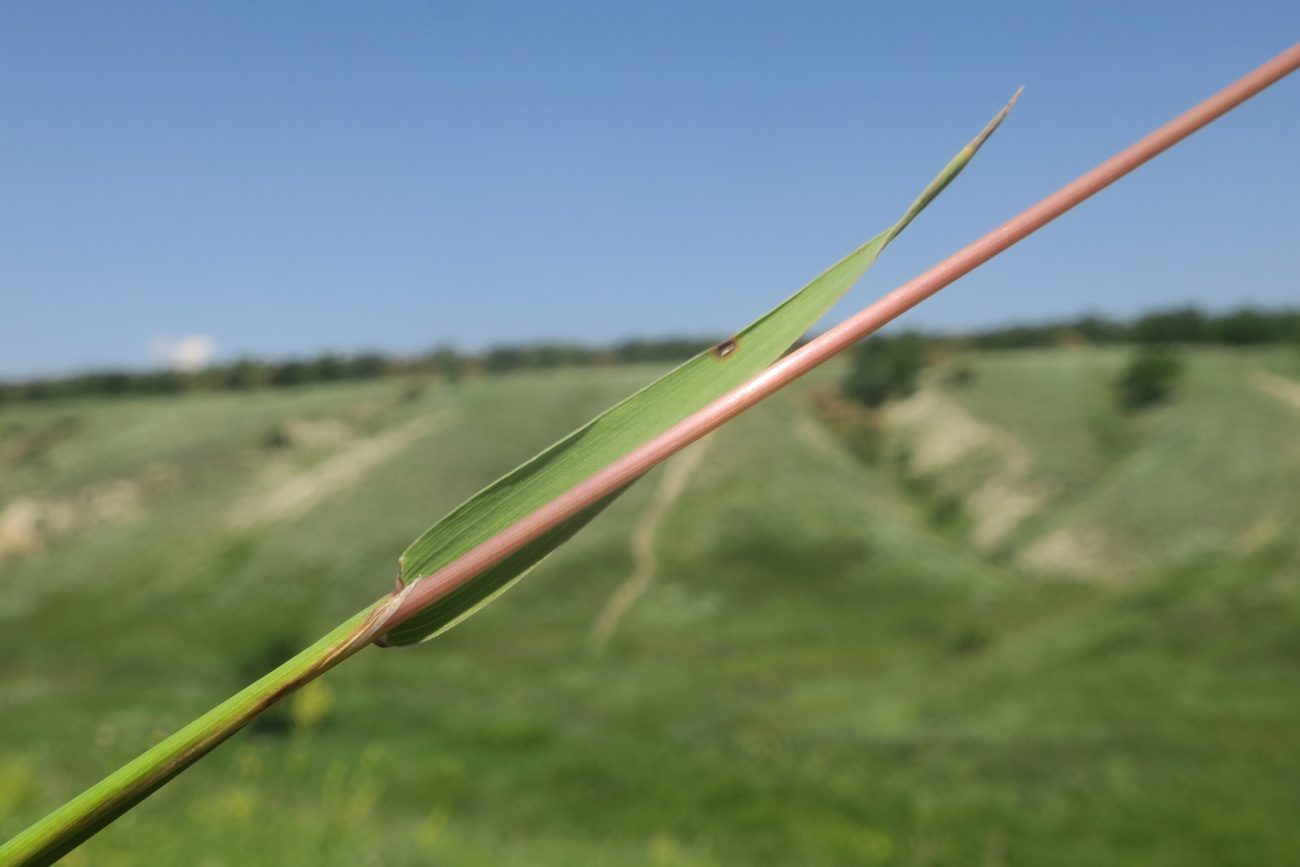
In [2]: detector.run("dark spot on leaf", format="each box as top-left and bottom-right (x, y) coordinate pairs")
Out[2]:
(713, 339), (739, 360)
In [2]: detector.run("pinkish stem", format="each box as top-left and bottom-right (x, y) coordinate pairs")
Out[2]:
(380, 42), (1300, 638)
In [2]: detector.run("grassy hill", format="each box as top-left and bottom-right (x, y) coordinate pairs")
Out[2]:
(2, 347), (1298, 866)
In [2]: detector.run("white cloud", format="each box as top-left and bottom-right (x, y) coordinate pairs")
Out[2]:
(149, 334), (217, 372)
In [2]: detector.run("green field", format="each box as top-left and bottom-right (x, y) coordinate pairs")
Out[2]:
(3, 347), (1299, 866)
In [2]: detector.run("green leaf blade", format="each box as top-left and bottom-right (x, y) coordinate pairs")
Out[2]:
(382, 106), (1012, 646)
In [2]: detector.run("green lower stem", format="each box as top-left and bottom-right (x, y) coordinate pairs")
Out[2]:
(0, 599), (391, 867)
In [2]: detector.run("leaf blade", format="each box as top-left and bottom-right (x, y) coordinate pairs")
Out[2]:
(381, 107), (1012, 646)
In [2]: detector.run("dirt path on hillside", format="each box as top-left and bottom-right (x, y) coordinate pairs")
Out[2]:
(886, 390), (1052, 551)
(228, 413), (449, 527)
(589, 435), (714, 651)
(1252, 370), (1300, 413)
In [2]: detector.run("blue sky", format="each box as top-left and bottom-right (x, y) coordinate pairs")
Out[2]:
(2, 2), (1297, 377)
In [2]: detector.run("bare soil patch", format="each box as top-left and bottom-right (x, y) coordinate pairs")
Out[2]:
(229, 415), (447, 527)
(0, 478), (146, 568)
(885, 390), (1051, 551)
(1252, 370), (1300, 412)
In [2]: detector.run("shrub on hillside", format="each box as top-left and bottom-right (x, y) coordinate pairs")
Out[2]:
(1116, 348), (1184, 412)
(841, 333), (927, 408)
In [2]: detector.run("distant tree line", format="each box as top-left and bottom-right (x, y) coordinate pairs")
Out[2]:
(970, 306), (1300, 349)
(0, 353), (398, 405)
(477, 338), (720, 374)
(0, 337), (723, 406)
(4, 306), (1297, 407)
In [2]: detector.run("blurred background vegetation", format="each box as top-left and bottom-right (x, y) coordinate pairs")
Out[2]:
(2, 307), (1299, 865)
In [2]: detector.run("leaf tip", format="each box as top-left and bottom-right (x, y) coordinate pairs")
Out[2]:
(967, 87), (1024, 153)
